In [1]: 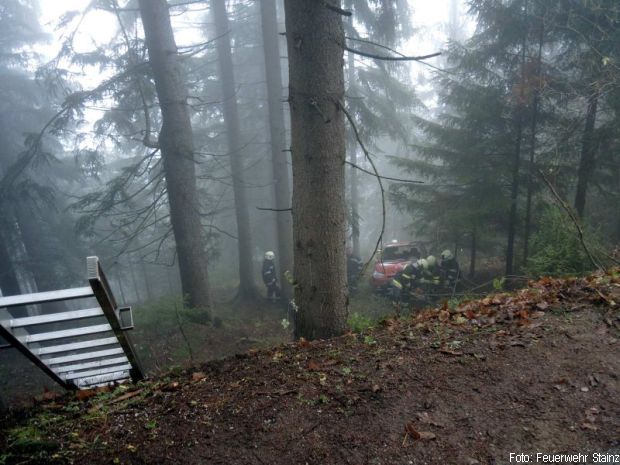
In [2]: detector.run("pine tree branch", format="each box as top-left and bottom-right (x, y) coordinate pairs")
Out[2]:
(0, 60), (150, 198)
(256, 206), (292, 212)
(341, 43), (440, 62)
(323, 1), (352, 16)
(345, 36), (407, 58)
(111, 0), (159, 150)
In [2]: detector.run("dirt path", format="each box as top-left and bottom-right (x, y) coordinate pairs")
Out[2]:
(1, 273), (619, 465)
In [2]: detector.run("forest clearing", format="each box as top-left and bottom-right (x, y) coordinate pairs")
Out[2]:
(1, 271), (619, 464)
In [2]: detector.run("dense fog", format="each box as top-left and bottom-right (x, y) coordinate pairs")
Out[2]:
(1, 0), (619, 406)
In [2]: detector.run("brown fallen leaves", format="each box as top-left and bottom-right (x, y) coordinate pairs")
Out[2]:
(414, 270), (620, 333)
(403, 422), (436, 446)
(191, 371), (207, 382)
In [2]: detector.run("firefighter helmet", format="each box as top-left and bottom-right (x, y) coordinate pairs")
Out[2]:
(441, 249), (454, 261)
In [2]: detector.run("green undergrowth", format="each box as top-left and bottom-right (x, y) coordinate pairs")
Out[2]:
(130, 293), (291, 374)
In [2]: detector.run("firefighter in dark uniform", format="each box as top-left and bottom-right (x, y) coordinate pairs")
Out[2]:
(390, 260), (422, 304)
(346, 247), (363, 292)
(439, 249), (460, 289)
(262, 251), (281, 301)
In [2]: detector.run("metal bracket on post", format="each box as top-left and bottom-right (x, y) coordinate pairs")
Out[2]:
(118, 307), (134, 330)
(87, 257), (144, 383)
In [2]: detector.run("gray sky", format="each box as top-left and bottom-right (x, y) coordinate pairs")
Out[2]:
(39, 0), (472, 67)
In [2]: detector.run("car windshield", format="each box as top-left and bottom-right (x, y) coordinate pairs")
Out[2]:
(382, 245), (420, 261)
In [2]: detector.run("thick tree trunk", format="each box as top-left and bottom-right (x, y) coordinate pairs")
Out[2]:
(574, 90), (599, 219)
(141, 261), (153, 300)
(469, 228), (476, 278)
(505, 24), (528, 277)
(0, 233), (20, 296)
(211, 0), (257, 299)
(523, 23), (544, 262)
(0, 212), (42, 316)
(259, 0), (293, 300)
(128, 261), (142, 303)
(347, 49), (360, 257)
(13, 207), (68, 312)
(138, 0), (211, 314)
(115, 275), (127, 304)
(284, 0), (348, 340)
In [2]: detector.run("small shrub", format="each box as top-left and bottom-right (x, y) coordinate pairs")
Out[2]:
(526, 206), (600, 278)
(347, 312), (373, 333)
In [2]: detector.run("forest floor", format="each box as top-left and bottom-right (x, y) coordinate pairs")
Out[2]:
(1, 271), (619, 465)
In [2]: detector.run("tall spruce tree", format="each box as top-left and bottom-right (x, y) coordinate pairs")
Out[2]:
(138, 0), (212, 313)
(211, 0), (257, 299)
(259, 0), (293, 298)
(284, 0), (348, 339)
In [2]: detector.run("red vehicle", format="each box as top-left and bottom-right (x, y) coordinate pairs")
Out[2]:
(371, 241), (426, 293)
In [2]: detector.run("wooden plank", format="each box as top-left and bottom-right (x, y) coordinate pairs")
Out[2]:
(33, 337), (119, 356)
(75, 371), (130, 388)
(54, 356), (129, 374)
(45, 347), (124, 365)
(0, 287), (94, 308)
(10, 308), (103, 328)
(20, 324), (112, 343)
(62, 363), (132, 381)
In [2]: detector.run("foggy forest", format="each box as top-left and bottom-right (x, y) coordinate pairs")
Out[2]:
(0, 0), (619, 464)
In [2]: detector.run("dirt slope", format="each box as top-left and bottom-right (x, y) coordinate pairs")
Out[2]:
(1, 272), (619, 465)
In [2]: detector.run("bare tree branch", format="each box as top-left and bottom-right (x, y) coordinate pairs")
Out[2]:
(345, 160), (423, 184)
(341, 43), (441, 62)
(323, 1), (352, 16)
(256, 206), (292, 212)
(345, 36), (407, 58)
(337, 99), (385, 276)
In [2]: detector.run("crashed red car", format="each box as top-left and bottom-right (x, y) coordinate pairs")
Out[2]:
(370, 242), (426, 293)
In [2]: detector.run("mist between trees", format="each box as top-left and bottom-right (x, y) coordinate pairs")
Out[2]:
(1, 0), (619, 403)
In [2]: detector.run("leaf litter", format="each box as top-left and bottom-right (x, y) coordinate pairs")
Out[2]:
(1, 270), (619, 465)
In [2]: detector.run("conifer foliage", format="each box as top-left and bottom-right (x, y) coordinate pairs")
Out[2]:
(391, 0), (620, 276)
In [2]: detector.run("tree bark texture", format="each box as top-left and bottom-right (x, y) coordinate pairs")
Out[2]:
(347, 49), (360, 257)
(284, 0), (348, 339)
(574, 90), (599, 219)
(523, 23), (544, 262)
(0, 232), (20, 296)
(505, 23), (528, 277)
(211, 0), (257, 298)
(259, 0), (293, 299)
(469, 228), (477, 278)
(138, 0), (212, 313)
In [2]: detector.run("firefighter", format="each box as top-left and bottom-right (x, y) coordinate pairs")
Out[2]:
(439, 249), (460, 288)
(421, 255), (441, 285)
(346, 247), (363, 292)
(262, 251), (281, 301)
(390, 260), (422, 304)
(416, 255), (440, 303)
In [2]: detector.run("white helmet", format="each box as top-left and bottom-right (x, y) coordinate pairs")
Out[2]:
(426, 255), (437, 268)
(264, 251), (275, 260)
(441, 249), (454, 260)
(417, 258), (428, 269)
